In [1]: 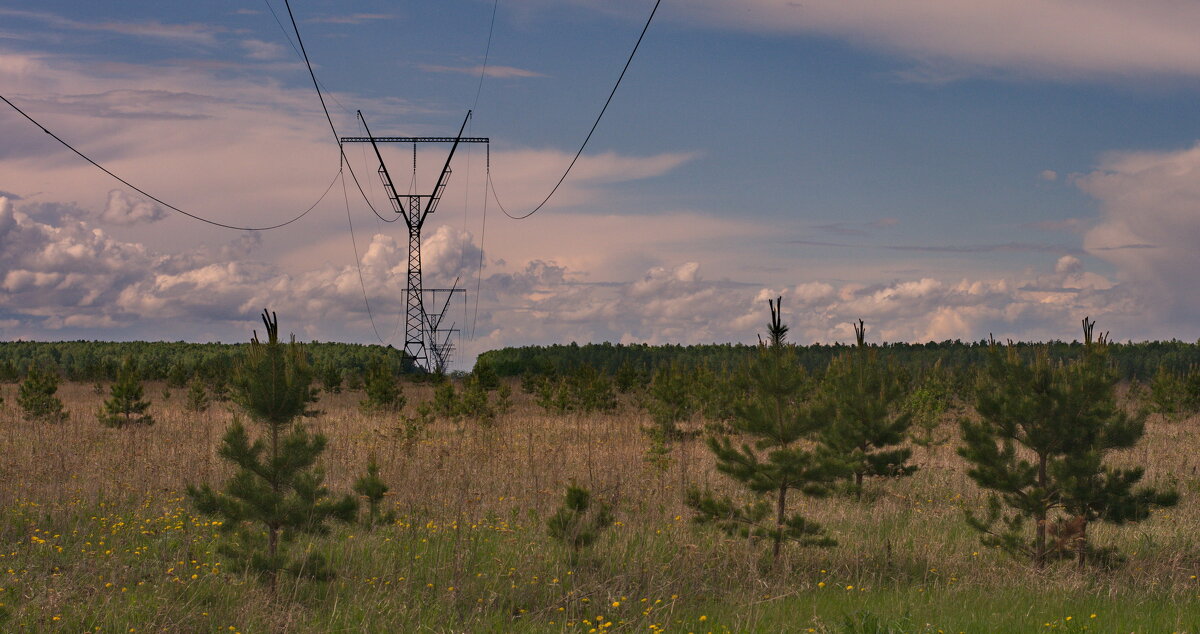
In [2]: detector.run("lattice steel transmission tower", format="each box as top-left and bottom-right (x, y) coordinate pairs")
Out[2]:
(340, 111), (488, 373)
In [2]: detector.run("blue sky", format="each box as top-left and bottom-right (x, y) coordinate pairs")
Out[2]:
(4, 1), (1200, 366)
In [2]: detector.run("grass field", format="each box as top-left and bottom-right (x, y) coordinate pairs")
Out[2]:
(0, 380), (1198, 632)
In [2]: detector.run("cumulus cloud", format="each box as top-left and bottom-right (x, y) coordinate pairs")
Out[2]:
(669, 1), (1200, 81)
(1078, 141), (1200, 321)
(99, 190), (167, 225)
(0, 193), (1160, 364)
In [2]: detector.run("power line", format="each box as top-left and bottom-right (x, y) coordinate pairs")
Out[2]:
(283, 0), (339, 145)
(261, 0), (353, 117)
(0, 92), (338, 231)
(471, 145), (491, 339)
(473, 0), (500, 112)
(339, 154), (396, 345)
(282, 0), (405, 345)
(467, 0), (500, 346)
(280, 0), (395, 225)
(490, 0), (663, 221)
(344, 150), (399, 223)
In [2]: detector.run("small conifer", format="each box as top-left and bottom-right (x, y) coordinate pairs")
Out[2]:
(17, 365), (67, 423)
(353, 454), (396, 529)
(97, 357), (154, 428)
(687, 298), (845, 562)
(960, 320), (1178, 567)
(818, 320), (916, 494)
(188, 310), (357, 590)
(458, 375), (498, 425)
(547, 484), (613, 563)
(318, 363), (343, 394)
(185, 376), (210, 413)
(360, 358), (405, 413)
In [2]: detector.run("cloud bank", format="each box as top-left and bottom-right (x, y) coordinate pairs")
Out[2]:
(0, 193), (1155, 365)
(677, 1), (1200, 81)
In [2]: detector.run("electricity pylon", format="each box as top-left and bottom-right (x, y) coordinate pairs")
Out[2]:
(340, 111), (488, 372)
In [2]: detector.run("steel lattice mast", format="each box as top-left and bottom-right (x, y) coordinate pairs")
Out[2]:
(341, 111), (487, 372)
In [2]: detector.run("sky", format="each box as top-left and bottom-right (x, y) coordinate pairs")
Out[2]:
(4, 0), (1200, 368)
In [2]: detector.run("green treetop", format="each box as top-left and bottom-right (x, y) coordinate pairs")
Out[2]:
(17, 365), (67, 423)
(959, 319), (1178, 567)
(688, 298), (846, 562)
(188, 310), (356, 590)
(98, 357), (154, 427)
(818, 320), (916, 494)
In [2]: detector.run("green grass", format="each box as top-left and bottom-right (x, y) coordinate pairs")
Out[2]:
(1, 381), (1199, 631)
(2, 494), (1199, 632)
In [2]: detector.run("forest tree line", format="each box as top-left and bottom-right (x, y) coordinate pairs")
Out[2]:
(476, 337), (1200, 382)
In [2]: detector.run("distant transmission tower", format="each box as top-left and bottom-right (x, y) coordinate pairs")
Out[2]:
(340, 111), (488, 373)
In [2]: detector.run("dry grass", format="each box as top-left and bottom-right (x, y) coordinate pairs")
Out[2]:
(0, 380), (1198, 631)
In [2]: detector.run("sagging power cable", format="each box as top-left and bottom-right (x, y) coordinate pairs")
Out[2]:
(490, 0), (663, 221)
(0, 93), (339, 231)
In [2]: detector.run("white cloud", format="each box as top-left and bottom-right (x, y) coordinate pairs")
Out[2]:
(674, 1), (1200, 80)
(0, 9), (222, 46)
(100, 190), (166, 225)
(0, 193), (1159, 364)
(419, 64), (547, 79)
(1078, 142), (1200, 322)
(241, 39), (284, 61)
(306, 13), (396, 25)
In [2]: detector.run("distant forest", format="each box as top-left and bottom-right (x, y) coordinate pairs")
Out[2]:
(476, 339), (1200, 382)
(3, 337), (1200, 383)
(0, 340), (407, 383)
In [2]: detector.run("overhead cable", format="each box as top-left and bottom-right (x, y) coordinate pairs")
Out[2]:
(468, 0), (500, 342)
(283, 0), (403, 343)
(0, 92), (338, 231)
(339, 154), (396, 345)
(490, 0), (663, 220)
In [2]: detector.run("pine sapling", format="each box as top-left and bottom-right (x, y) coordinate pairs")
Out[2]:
(185, 377), (210, 413)
(547, 483), (613, 564)
(17, 365), (67, 423)
(97, 357), (154, 428)
(960, 319), (1178, 567)
(354, 454), (396, 529)
(688, 298), (845, 563)
(187, 310), (357, 591)
(818, 320), (916, 496)
(360, 358), (405, 413)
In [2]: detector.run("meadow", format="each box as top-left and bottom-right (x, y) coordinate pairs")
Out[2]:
(0, 379), (1198, 632)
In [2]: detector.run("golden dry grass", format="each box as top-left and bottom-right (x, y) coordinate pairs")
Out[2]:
(0, 379), (1198, 631)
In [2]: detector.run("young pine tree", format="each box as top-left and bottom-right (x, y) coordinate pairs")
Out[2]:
(546, 484), (613, 564)
(17, 365), (67, 423)
(959, 320), (1178, 567)
(317, 363), (343, 394)
(818, 320), (916, 494)
(646, 362), (698, 441)
(188, 310), (357, 590)
(1147, 365), (1187, 421)
(458, 375), (498, 426)
(97, 357), (154, 428)
(185, 376), (210, 413)
(687, 298), (845, 562)
(904, 365), (953, 450)
(353, 454), (396, 529)
(360, 358), (405, 413)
